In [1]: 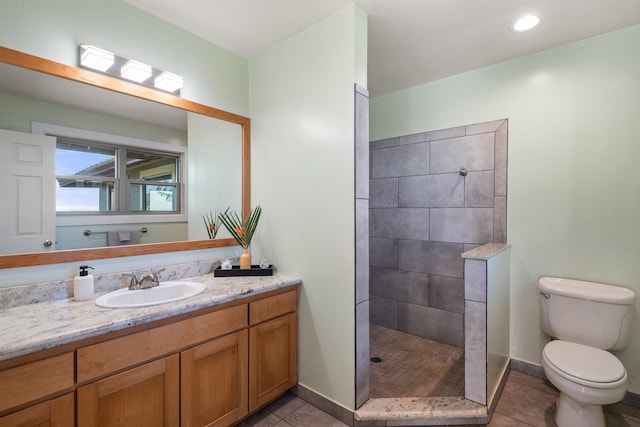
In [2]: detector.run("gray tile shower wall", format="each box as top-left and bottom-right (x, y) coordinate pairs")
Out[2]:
(369, 119), (508, 348)
(355, 84), (371, 408)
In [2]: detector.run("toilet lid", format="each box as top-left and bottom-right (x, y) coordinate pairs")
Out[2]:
(543, 340), (626, 383)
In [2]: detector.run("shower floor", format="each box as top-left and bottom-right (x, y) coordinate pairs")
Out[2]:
(369, 324), (464, 398)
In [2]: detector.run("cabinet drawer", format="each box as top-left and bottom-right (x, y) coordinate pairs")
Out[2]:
(0, 393), (74, 427)
(0, 353), (74, 413)
(78, 304), (247, 383)
(249, 290), (297, 325)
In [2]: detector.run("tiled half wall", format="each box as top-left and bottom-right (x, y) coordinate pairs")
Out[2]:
(369, 119), (508, 348)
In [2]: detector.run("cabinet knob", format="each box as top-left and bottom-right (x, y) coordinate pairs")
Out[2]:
(43, 240), (53, 247)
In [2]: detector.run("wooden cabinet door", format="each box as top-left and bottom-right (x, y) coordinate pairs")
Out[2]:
(249, 312), (297, 411)
(0, 393), (73, 427)
(181, 330), (248, 427)
(77, 354), (179, 427)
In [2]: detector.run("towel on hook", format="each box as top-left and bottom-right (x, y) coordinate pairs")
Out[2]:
(107, 230), (140, 246)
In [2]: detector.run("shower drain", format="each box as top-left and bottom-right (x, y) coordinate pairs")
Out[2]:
(370, 356), (383, 363)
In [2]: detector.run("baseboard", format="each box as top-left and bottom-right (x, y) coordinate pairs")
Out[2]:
(510, 357), (640, 409)
(488, 360), (510, 416)
(291, 383), (355, 426)
(621, 390), (640, 408)
(509, 357), (546, 379)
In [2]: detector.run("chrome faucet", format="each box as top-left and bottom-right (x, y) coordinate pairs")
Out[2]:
(123, 268), (165, 290)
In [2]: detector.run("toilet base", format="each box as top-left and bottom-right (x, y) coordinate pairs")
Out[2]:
(555, 392), (605, 427)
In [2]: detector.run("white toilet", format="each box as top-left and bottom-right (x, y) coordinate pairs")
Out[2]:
(538, 277), (635, 427)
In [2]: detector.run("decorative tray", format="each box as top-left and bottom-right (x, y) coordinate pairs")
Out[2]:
(213, 265), (274, 277)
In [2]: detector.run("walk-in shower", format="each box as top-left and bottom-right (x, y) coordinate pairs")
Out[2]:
(355, 118), (510, 424)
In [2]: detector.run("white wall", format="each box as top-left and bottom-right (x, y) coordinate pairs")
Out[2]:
(370, 25), (640, 393)
(250, 4), (367, 410)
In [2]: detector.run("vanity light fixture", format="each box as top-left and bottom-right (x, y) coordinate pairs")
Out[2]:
(78, 43), (183, 94)
(121, 59), (152, 83)
(79, 44), (114, 72)
(511, 14), (540, 32)
(154, 71), (184, 93)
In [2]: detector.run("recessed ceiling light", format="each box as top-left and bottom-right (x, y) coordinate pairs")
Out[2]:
(512, 15), (540, 32)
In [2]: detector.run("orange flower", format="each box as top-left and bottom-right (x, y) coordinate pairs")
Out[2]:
(218, 206), (261, 249)
(203, 209), (221, 239)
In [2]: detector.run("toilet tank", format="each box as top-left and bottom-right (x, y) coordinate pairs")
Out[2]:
(538, 277), (636, 350)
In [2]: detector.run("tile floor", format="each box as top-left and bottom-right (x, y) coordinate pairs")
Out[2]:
(236, 370), (640, 426)
(235, 393), (349, 427)
(236, 326), (640, 426)
(484, 370), (640, 427)
(369, 324), (464, 398)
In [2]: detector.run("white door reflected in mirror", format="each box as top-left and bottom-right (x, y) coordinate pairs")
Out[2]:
(0, 129), (56, 254)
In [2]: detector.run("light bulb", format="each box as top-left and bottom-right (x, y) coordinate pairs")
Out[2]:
(512, 15), (540, 32)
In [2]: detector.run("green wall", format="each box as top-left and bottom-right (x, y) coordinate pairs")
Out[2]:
(370, 24), (640, 393)
(250, 4), (367, 410)
(187, 112), (243, 241)
(0, 93), (186, 144)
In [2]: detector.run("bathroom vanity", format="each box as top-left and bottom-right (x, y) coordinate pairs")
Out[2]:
(0, 272), (301, 427)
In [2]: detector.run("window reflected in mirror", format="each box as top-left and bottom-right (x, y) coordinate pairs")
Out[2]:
(56, 141), (116, 212)
(55, 140), (181, 214)
(127, 150), (179, 212)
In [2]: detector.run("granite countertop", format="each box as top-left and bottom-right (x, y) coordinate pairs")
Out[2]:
(0, 272), (301, 362)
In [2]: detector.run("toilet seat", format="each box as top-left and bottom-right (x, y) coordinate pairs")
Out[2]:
(543, 340), (627, 388)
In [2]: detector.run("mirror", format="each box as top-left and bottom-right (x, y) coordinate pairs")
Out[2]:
(0, 46), (250, 269)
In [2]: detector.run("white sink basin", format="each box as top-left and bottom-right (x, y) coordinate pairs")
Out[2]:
(95, 281), (206, 308)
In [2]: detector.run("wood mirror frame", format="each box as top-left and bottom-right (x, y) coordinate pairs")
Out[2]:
(0, 46), (250, 269)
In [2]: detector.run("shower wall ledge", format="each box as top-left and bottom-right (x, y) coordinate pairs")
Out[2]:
(462, 242), (510, 260)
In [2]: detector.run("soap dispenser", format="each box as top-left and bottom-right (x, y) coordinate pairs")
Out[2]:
(74, 265), (95, 301)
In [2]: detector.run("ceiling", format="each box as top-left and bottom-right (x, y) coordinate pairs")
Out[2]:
(124, 0), (640, 97)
